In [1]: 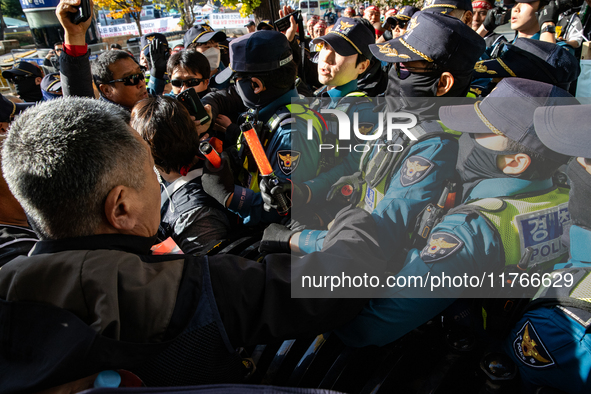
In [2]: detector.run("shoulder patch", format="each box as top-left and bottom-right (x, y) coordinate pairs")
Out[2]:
(400, 155), (434, 187)
(512, 320), (555, 369)
(277, 150), (301, 176)
(420, 232), (463, 263)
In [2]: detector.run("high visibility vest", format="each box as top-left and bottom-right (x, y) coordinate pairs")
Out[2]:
(454, 186), (571, 271)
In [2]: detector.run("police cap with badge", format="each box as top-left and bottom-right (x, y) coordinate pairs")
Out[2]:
(40, 72), (62, 101)
(421, 0), (473, 14)
(215, 30), (293, 84)
(473, 38), (580, 91)
(439, 77), (578, 164)
(371, 12), (485, 71)
(311, 17), (375, 60)
(384, 5), (420, 27)
(257, 20), (275, 30)
(2, 61), (43, 80)
(183, 24), (227, 48)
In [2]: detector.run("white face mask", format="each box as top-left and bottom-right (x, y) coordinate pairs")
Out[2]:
(203, 47), (221, 71)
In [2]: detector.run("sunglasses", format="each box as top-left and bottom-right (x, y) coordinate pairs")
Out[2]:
(170, 78), (207, 88)
(395, 63), (439, 80)
(12, 75), (35, 83)
(106, 72), (145, 86)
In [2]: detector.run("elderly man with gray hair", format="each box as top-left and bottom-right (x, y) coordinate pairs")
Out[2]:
(0, 97), (387, 391)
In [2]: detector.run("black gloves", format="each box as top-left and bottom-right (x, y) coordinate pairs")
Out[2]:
(202, 152), (235, 207)
(149, 38), (169, 80)
(326, 171), (365, 205)
(538, 0), (561, 26)
(483, 7), (509, 32)
(259, 223), (296, 253)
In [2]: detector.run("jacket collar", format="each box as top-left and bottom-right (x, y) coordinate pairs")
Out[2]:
(29, 233), (157, 256)
(465, 177), (554, 201)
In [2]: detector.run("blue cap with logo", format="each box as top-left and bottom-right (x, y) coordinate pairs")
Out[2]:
(183, 24), (227, 48)
(140, 33), (168, 57)
(439, 78), (579, 163)
(215, 30), (293, 84)
(371, 12), (485, 70)
(312, 17), (374, 59)
(2, 61), (43, 79)
(473, 38), (580, 90)
(40, 72), (62, 100)
(422, 0), (473, 13)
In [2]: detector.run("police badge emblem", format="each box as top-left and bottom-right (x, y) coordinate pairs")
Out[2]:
(400, 156), (434, 187)
(277, 150), (301, 175)
(420, 232), (464, 262)
(512, 321), (555, 368)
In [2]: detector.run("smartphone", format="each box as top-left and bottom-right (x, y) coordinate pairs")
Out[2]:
(70, 0), (91, 24)
(177, 89), (211, 125)
(274, 10), (301, 32)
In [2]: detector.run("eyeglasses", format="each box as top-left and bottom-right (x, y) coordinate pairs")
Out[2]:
(170, 78), (207, 88)
(395, 63), (439, 80)
(106, 72), (145, 86)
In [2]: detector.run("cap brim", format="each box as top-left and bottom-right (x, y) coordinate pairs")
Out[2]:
(534, 105), (591, 158)
(313, 34), (358, 57)
(214, 66), (233, 84)
(369, 39), (425, 63)
(439, 104), (493, 134)
(197, 30), (227, 43)
(2, 69), (27, 78)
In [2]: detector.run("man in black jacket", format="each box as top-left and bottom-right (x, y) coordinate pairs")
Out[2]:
(0, 96), (387, 392)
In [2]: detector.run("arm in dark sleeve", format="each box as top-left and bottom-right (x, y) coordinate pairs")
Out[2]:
(59, 50), (94, 98)
(208, 207), (387, 347)
(201, 86), (246, 128)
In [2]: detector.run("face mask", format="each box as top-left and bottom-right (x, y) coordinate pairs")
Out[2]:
(202, 47), (221, 71)
(235, 77), (290, 110)
(16, 79), (42, 102)
(566, 160), (591, 230)
(386, 66), (441, 100)
(456, 133), (518, 198)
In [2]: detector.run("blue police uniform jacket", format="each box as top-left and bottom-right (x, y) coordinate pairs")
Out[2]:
(334, 177), (556, 348)
(228, 87), (314, 225)
(299, 80), (378, 204)
(297, 126), (458, 258)
(503, 224), (591, 394)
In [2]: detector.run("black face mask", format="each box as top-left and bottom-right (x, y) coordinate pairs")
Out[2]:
(566, 160), (591, 231)
(235, 77), (290, 110)
(456, 133), (518, 199)
(16, 78), (42, 102)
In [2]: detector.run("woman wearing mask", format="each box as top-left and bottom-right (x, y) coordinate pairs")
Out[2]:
(131, 96), (230, 255)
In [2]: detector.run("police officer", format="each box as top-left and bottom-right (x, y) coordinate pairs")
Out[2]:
(503, 104), (591, 394)
(184, 24), (230, 90)
(262, 13), (484, 257)
(470, 37), (580, 96)
(293, 17), (378, 211)
(2, 62), (44, 103)
(333, 78), (576, 347)
(201, 30), (323, 226)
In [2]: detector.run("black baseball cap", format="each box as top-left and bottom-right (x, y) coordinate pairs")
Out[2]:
(245, 20), (255, 27)
(439, 78), (579, 163)
(0, 93), (34, 123)
(422, 0), (473, 13)
(2, 61), (43, 79)
(371, 12), (485, 70)
(215, 30), (293, 84)
(312, 17), (374, 59)
(473, 38), (580, 90)
(534, 104), (591, 159)
(183, 24), (227, 48)
(257, 20), (275, 30)
(140, 33), (168, 57)
(385, 6), (420, 26)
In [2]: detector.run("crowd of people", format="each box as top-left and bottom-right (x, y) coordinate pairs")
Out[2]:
(0, 0), (590, 392)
